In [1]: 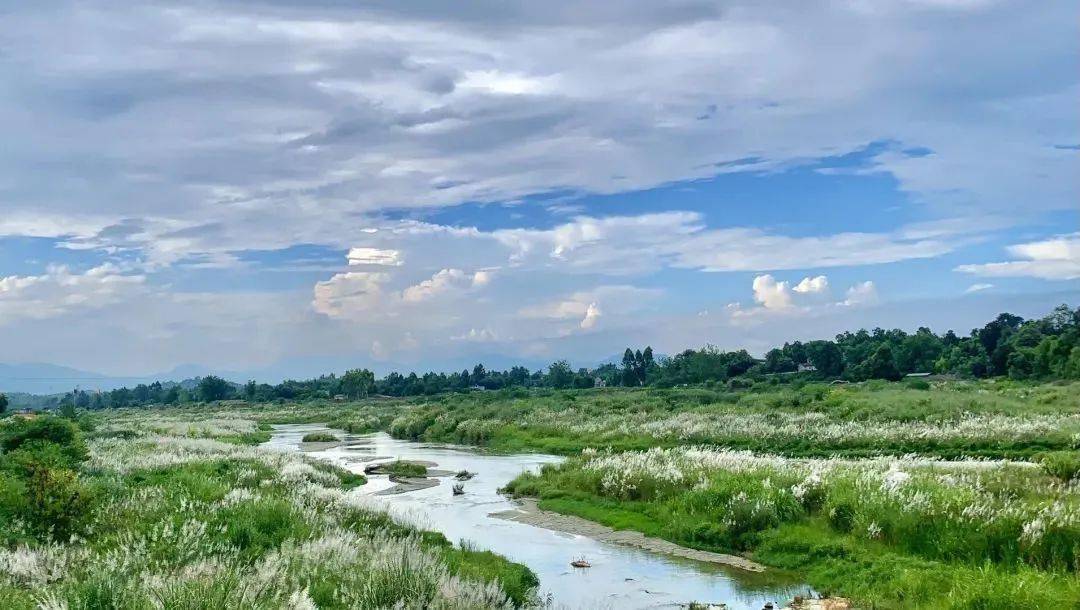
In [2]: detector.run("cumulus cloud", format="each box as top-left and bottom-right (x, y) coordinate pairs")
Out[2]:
(955, 234), (1080, 280)
(311, 271), (389, 318)
(793, 275), (829, 294)
(733, 274), (878, 322)
(519, 286), (660, 335)
(843, 281), (880, 307)
(0, 264), (146, 323)
(401, 268), (488, 302)
(752, 275), (794, 310)
(580, 302), (602, 330)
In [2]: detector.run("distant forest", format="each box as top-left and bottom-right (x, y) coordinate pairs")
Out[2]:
(8, 304), (1078, 412)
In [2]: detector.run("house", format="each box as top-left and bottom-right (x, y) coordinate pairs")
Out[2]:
(332, 394), (347, 402)
(797, 363), (817, 373)
(905, 372), (932, 378)
(593, 377), (607, 388)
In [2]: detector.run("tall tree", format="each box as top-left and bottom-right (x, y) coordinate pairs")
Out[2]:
(197, 375), (232, 402)
(341, 368), (375, 399)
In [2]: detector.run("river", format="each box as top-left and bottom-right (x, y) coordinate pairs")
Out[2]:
(264, 424), (809, 610)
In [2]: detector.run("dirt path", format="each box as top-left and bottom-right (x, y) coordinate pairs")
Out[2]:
(488, 499), (767, 573)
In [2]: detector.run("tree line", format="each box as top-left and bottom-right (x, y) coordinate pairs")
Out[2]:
(34, 304), (1080, 409)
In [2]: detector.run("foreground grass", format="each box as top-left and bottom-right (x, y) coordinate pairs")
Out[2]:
(504, 447), (1080, 609)
(0, 414), (537, 609)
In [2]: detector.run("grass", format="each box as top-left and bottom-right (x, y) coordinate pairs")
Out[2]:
(0, 413), (537, 609)
(381, 460), (428, 477)
(13, 379), (1078, 608)
(301, 432), (340, 443)
(502, 446), (1080, 609)
(384, 380), (1080, 459)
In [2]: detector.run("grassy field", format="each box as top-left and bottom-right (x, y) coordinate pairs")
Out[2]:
(385, 379), (1080, 458)
(385, 379), (1080, 608)
(0, 412), (537, 609)
(5, 379), (1076, 609)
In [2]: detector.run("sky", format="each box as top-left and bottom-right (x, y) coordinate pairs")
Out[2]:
(0, 0), (1077, 378)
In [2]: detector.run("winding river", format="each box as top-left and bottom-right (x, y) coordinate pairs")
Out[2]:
(265, 424), (808, 610)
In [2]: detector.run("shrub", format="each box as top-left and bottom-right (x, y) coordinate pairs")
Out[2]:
(1, 416), (88, 466)
(383, 461), (428, 477)
(1037, 451), (1080, 481)
(301, 432), (340, 443)
(25, 465), (92, 539)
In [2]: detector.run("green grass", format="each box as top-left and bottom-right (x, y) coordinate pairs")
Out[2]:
(301, 431), (340, 443)
(503, 447), (1080, 609)
(0, 415), (536, 609)
(381, 460), (428, 477)
(30, 379), (1079, 608)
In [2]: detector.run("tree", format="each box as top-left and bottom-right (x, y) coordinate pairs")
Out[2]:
(763, 348), (796, 373)
(340, 369), (375, 399)
(546, 360), (574, 389)
(197, 375), (232, 402)
(853, 344), (902, 381)
(805, 341), (844, 377)
(0, 393), (7, 415)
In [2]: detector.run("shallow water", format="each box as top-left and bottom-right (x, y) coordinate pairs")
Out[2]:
(265, 425), (810, 610)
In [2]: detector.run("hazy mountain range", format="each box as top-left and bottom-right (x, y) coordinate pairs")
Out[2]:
(0, 353), (579, 396)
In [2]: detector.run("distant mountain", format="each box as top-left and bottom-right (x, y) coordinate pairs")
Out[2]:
(0, 362), (242, 395)
(0, 363), (119, 394)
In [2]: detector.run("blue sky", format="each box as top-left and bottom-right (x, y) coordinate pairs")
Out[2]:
(0, 0), (1077, 378)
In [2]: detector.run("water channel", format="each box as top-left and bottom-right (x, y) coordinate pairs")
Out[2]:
(264, 425), (809, 610)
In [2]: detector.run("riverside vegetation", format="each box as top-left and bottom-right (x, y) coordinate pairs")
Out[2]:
(16, 378), (1070, 609)
(2, 305), (1078, 608)
(0, 413), (538, 609)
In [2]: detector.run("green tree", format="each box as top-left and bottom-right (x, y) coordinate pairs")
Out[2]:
(805, 341), (844, 377)
(340, 368), (375, 399)
(0, 393), (7, 415)
(546, 360), (574, 389)
(853, 344), (902, 381)
(197, 375), (232, 402)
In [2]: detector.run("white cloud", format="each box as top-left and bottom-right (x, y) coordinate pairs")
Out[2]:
(752, 275), (794, 310)
(490, 212), (959, 275)
(580, 302), (602, 330)
(451, 328), (499, 343)
(733, 274), (879, 323)
(793, 275), (829, 294)
(843, 281), (880, 307)
(311, 271), (389, 318)
(955, 234), (1080, 280)
(0, 0), (1072, 270)
(519, 285), (660, 335)
(0, 264), (146, 323)
(965, 283), (994, 293)
(401, 268), (486, 303)
(347, 247), (402, 266)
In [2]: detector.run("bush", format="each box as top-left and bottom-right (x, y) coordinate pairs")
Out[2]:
(383, 461), (428, 477)
(1037, 451), (1080, 481)
(905, 379), (931, 390)
(1, 416), (88, 466)
(25, 465), (92, 539)
(301, 432), (339, 443)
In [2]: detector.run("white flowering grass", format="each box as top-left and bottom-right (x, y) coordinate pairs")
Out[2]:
(0, 413), (534, 609)
(511, 445), (1079, 572)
